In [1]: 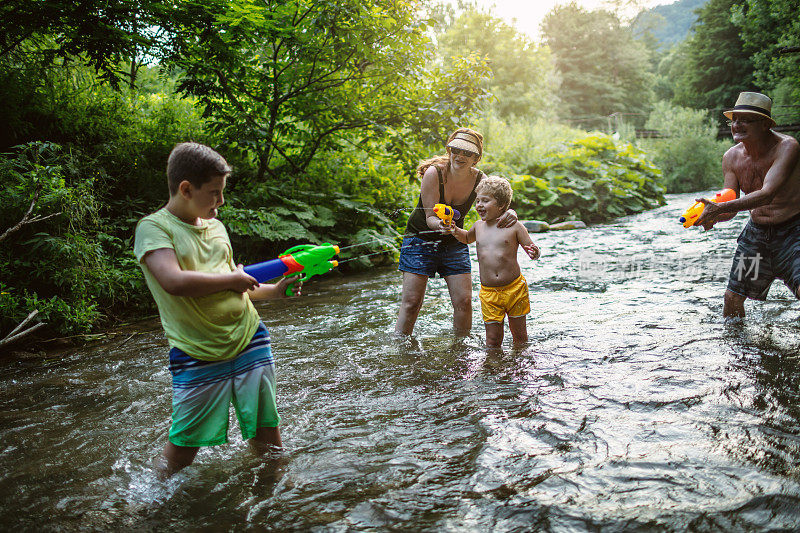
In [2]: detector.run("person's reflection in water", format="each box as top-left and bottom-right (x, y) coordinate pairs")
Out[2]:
(719, 325), (800, 477)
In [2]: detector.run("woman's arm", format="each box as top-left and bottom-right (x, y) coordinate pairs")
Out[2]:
(419, 166), (445, 231)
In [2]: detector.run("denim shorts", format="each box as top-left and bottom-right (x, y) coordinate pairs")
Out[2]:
(727, 215), (800, 300)
(397, 235), (471, 278)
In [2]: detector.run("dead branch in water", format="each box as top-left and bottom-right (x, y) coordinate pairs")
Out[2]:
(0, 310), (45, 348)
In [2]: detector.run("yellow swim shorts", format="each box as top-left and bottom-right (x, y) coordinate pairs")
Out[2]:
(479, 274), (530, 323)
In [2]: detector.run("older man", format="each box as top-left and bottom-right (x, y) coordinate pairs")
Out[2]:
(696, 91), (800, 317)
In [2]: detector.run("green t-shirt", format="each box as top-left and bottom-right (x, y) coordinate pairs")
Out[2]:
(133, 208), (259, 361)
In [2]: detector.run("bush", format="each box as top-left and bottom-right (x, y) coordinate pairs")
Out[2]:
(640, 101), (732, 193)
(475, 113), (589, 176)
(0, 142), (148, 338)
(506, 133), (665, 223)
(221, 141), (416, 269)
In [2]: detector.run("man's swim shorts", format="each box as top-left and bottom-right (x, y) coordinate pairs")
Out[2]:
(479, 274), (530, 323)
(727, 214), (800, 301)
(168, 322), (280, 447)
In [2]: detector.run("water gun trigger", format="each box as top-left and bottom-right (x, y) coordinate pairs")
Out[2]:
(279, 243), (340, 296)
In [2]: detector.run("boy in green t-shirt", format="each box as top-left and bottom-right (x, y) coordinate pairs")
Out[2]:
(134, 142), (299, 477)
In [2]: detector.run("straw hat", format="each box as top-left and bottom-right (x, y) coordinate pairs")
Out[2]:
(723, 92), (776, 126)
(447, 131), (482, 155)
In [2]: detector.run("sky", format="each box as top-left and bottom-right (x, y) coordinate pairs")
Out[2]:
(462, 0), (675, 41)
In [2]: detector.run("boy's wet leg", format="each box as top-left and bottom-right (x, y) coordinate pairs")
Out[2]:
(250, 426), (282, 456)
(445, 273), (472, 335)
(508, 316), (528, 345)
(723, 289), (746, 318)
(158, 442), (199, 478)
(484, 321), (504, 348)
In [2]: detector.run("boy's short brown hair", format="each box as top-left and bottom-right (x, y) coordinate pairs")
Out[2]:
(476, 175), (513, 211)
(167, 142), (231, 195)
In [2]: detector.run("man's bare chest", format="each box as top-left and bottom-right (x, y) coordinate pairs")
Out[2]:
(734, 156), (774, 194)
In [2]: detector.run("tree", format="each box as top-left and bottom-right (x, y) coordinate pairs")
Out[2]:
(0, 0), (180, 87)
(436, 8), (556, 120)
(670, 0), (753, 116)
(541, 3), (654, 127)
(168, 0), (490, 181)
(736, 0), (800, 117)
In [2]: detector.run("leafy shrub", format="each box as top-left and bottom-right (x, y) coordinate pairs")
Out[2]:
(507, 133), (665, 223)
(476, 113), (589, 176)
(640, 101), (732, 193)
(0, 142), (148, 338)
(222, 188), (403, 271)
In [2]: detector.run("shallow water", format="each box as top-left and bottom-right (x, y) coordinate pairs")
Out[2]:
(2, 192), (800, 531)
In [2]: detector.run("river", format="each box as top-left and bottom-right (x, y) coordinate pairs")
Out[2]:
(2, 192), (800, 531)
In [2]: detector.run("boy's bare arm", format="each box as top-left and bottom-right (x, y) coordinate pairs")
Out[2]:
(515, 223), (540, 260)
(449, 224), (476, 244)
(143, 248), (259, 297)
(247, 275), (301, 300)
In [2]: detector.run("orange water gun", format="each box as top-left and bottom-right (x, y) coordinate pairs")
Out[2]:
(679, 188), (736, 228)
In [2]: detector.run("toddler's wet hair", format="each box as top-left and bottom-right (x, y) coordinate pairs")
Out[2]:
(476, 176), (512, 211)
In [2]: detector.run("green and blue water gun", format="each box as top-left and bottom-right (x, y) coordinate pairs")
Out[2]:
(244, 243), (339, 296)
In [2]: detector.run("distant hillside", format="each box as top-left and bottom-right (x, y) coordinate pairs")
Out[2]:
(632, 0), (705, 49)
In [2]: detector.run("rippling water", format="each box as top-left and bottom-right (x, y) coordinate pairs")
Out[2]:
(2, 192), (800, 531)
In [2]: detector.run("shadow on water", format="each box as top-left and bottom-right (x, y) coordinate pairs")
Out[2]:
(2, 192), (800, 531)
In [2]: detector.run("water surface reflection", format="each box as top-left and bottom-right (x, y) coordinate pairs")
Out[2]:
(1, 192), (800, 531)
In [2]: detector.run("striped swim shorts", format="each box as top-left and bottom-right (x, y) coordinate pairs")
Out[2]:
(168, 322), (280, 447)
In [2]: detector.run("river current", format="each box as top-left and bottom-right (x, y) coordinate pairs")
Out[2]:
(2, 192), (800, 531)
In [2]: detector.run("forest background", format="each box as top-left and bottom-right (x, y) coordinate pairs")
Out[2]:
(1, 0), (798, 344)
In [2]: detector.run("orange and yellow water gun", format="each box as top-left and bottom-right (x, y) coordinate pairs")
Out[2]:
(679, 188), (736, 228)
(433, 203), (461, 226)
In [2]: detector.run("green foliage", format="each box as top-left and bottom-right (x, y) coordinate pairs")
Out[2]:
(0, 0), (183, 87)
(224, 143), (413, 268)
(735, 0), (800, 109)
(639, 101), (732, 193)
(167, 0), (485, 182)
(476, 113), (588, 175)
(222, 191), (400, 269)
(0, 142), (149, 337)
(435, 8), (557, 121)
(670, 0), (753, 117)
(507, 133), (665, 224)
(0, 60), (212, 210)
(541, 4), (654, 127)
(382, 52), (493, 182)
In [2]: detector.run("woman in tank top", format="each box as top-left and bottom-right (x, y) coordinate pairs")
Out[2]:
(395, 128), (518, 336)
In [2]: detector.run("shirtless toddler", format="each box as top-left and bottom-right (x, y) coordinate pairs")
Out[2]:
(449, 176), (540, 347)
